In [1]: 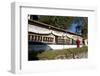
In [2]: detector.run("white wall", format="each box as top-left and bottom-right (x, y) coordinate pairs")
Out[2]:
(0, 0), (100, 76)
(29, 44), (82, 51)
(48, 45), (83, 50)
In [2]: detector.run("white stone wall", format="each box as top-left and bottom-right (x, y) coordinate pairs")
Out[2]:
(29, 44), (83, 51)
(48, 45), (82, 50)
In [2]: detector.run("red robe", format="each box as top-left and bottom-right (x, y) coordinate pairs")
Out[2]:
(76, 39), (80, 48)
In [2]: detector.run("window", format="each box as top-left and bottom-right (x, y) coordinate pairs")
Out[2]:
(56, 36), (65, 44)
(72, 39), (76, 45)
(37, 36), (40, 41)
(28, 35), (33, 41)
(30, 35), (32, 41)
(46, 37), (48, 41)
(28, 35), (30, 41)
(40, 36), (42, 41)
(50, 38), (53, 42)
(43, 37), (46, 41)
(35, 36), (37, 41)
(31, 35), (34, 41)
(65, 39), (70, 45)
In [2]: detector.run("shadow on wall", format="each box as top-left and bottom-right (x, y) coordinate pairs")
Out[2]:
(28, 41), (53, 61)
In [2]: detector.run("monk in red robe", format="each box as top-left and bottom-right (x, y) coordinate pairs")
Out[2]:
(76, 38), (80, 48)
